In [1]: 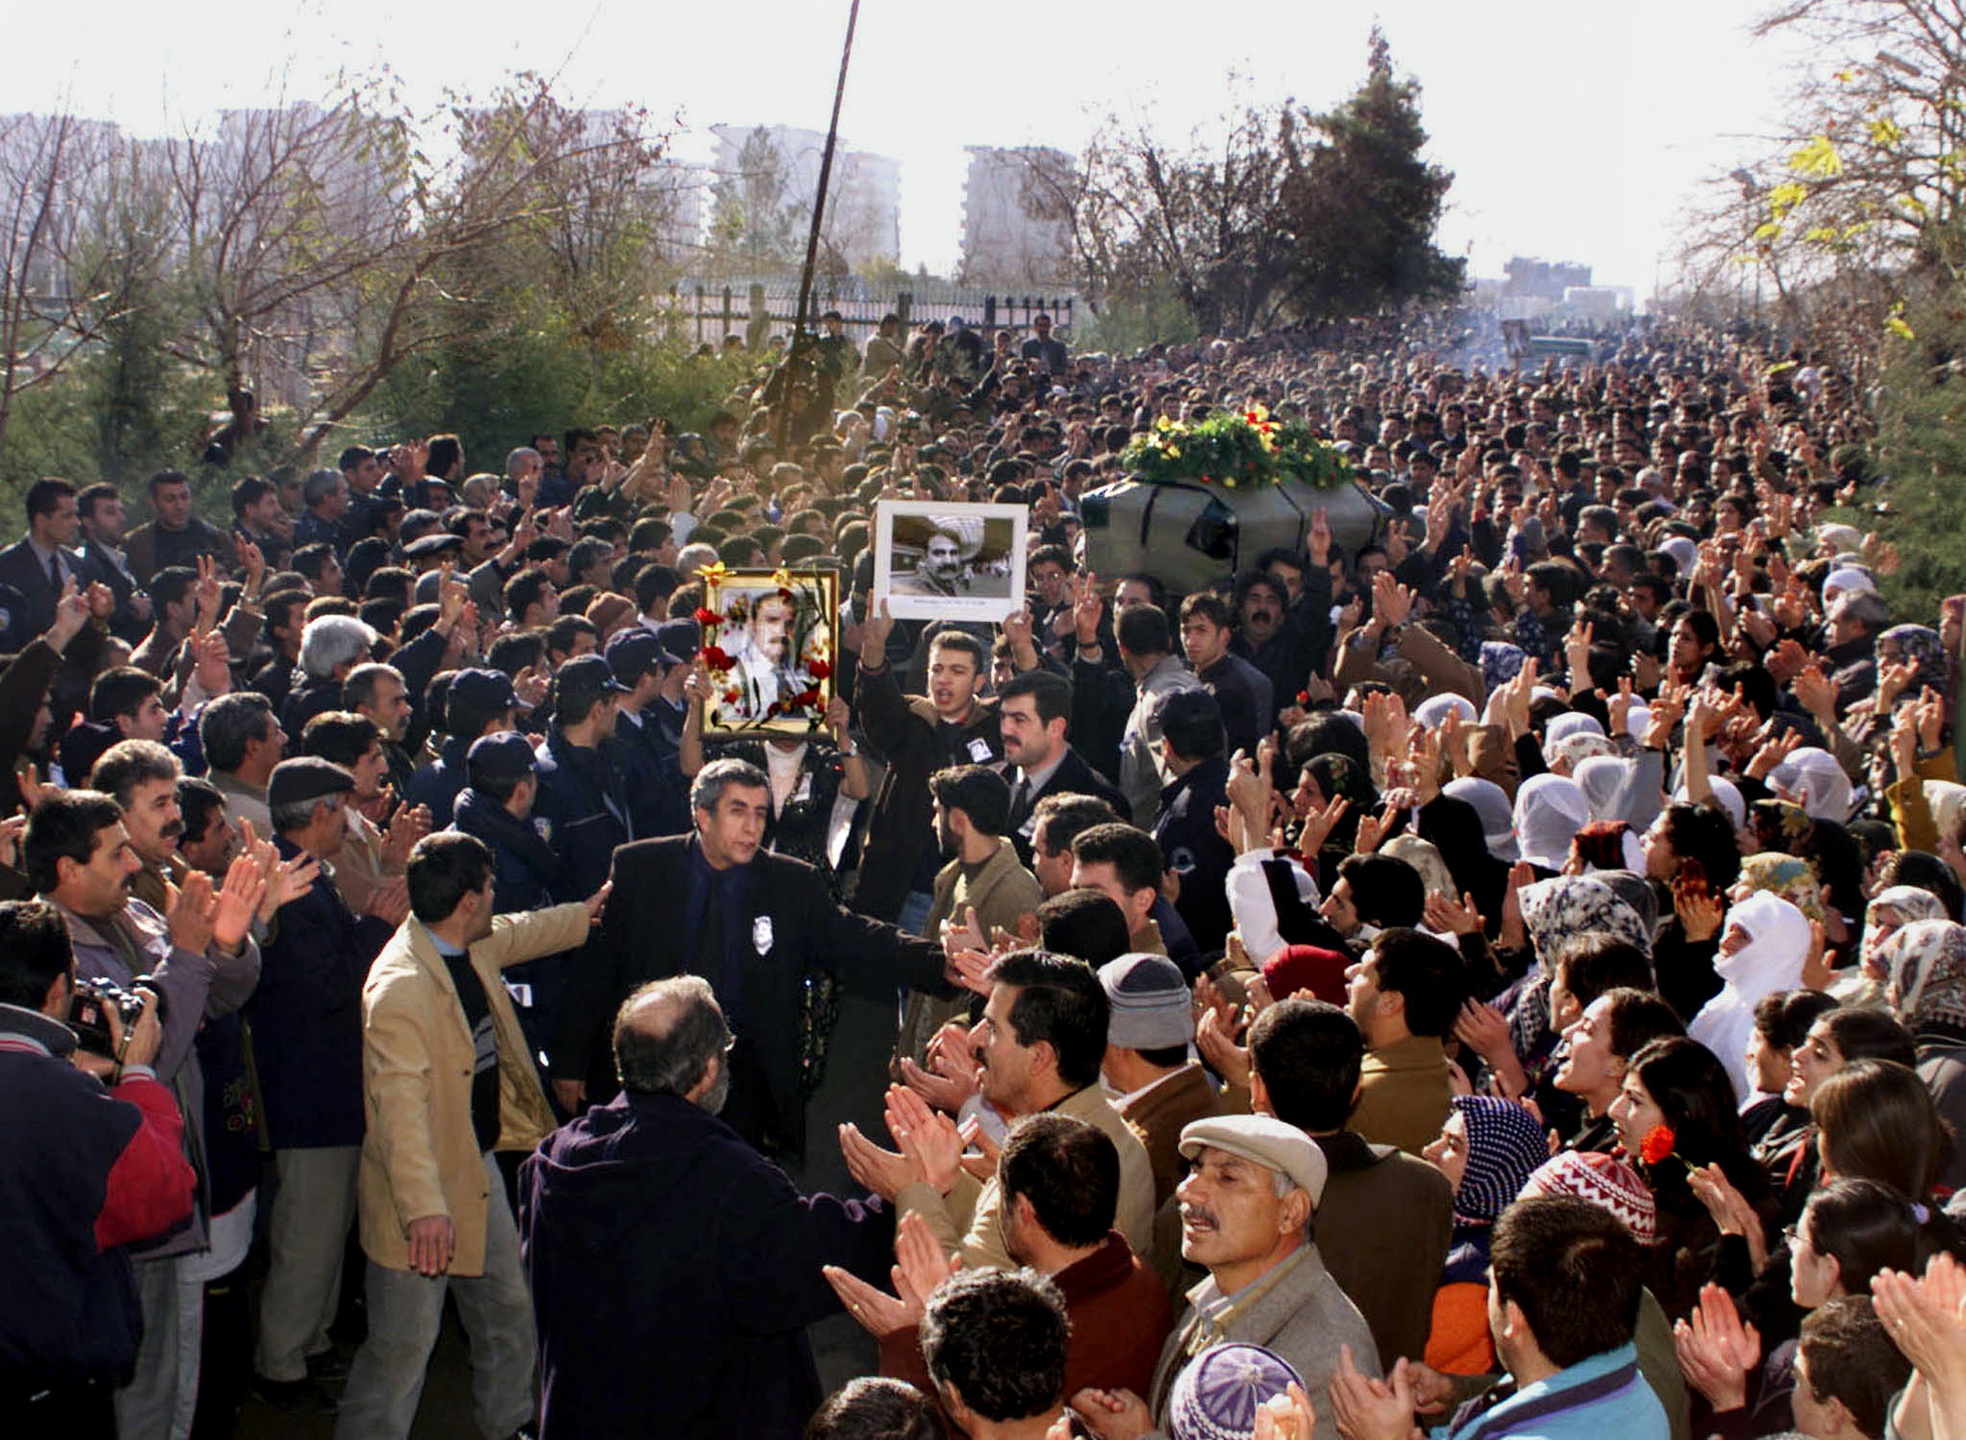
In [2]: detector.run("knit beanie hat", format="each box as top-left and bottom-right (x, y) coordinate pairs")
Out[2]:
(1519, 1150), (1657, 1243)
(1168, 1343), (1304, 1440)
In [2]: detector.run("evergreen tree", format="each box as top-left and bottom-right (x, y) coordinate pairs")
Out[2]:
(1286, 27), (1464, 316)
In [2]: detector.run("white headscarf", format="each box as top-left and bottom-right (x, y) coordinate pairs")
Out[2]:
(1446, 777), (1518, 862)
(1772, 747), (1854, 822)
(1574, 755), (1633, 823)
(1691, 890), (1811, 1105)
(1821, 566), (1877, 603)
(1514, 773), (1591, 872)
(1415, 693), (1478, 731)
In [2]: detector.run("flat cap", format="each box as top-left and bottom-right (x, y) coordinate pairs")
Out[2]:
(267, 756), (355, 811)
(1178, 1114), (1327, 1208)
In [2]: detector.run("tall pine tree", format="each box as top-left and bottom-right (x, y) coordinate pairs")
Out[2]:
(1286, 27), (1463, 316)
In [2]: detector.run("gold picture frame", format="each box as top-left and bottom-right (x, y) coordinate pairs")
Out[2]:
(695, 566), (839, 735)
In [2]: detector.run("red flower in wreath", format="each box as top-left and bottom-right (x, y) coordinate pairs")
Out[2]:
(793, 687), (823, 708)
(807, 658), (833, 681)
(1296, 690), (1311, 706)
(1638, 1124), (1678, 1167)
(701, 645), (734, 673)
(693, 607), (720, 627)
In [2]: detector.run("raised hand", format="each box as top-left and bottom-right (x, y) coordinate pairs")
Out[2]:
(363, 876), (412, 929)
(211, 851), (268, 950)
(167, 870), (219, 955)
(860, 598), (895, 664)
(899, 1054), (977, 1115)
(258, 850), (321, 922)
(1072, 571), (1105, 644)
(46, 576), (87, 650)
(1327, 1345), (1421, 1440)
(191, 628), (232, 698)
(382, 803), (433, 868)
(821, 1261), (913, 1338)
(1353, 803), (1398, 856)
(1672, 1282), (1761, 1413)
(885, 1085), (965, 1193)
(1424, 889), (1482, 937)
(1296, 794), (1351, 857)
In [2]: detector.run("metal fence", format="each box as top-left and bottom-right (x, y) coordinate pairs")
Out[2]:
(658, 281), (1075, 347)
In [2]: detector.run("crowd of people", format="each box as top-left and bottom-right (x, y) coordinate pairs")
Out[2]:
(4, 307), (1966, 1440)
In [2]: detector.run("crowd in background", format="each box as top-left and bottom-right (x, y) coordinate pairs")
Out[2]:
(4, 308), (1966, 1440)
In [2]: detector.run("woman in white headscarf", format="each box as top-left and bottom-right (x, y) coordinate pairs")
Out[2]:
(1771, 747), (1854, 822)
(1415, 693), (1478, 731)
(1689, 890), (1812, 1105)
(1445, 777), (1518, 863)
(1513, 773), (1591, 873)
(1574, 755), (1634, 823)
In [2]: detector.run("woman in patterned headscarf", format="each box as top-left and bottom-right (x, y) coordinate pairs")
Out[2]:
(1750, 798), (1815, 856)
(1421, 1096), (1549, 1375)
(1505, 875), (1657, 1088)
(1728, 853), (1827, 925)
(1877, 623), (1947, 692)
(1878, 918), (1966, 1194)
(1838, 884), (1950, 1004)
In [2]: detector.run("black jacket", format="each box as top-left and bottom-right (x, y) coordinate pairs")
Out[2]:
(0, 538), (71, 648)
(853, 662), (1001, 921)
(531, 727), (633, 897)
(518, 1091), (893, 1440)
(1153, 758), (1235, 953)
(553, 836), (947, 1155)
(1009, 744), (1132, 866)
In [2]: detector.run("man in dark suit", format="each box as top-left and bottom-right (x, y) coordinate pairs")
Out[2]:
(551, 757), (952, 1162)
(74, 482), (153, 644)
(0, 477), (80, 649)
(999, 668), (1129, 868)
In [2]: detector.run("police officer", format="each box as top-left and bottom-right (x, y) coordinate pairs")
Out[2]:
(603, 628), (689, 839)
(530, 655), (633, 898)
(405, 667), (521, 823)
(1150, 688), (1236, 958)
(448, 731), (584, 1074)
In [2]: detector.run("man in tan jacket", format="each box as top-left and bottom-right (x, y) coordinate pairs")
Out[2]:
(335, 832), (605, 1440)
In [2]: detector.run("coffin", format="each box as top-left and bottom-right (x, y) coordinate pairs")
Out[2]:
(1080, 474), (1390, 597)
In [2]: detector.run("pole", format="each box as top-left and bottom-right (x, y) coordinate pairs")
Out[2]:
(779, 0), (862, 450)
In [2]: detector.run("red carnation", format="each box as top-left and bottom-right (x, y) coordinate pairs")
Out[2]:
(1638, 1124), (1677, 1167)
(807, 659), (833, 681)
(1296, 690), (1311, 706)
(701, 645), (733, 672)
(693, 607), (719, 626)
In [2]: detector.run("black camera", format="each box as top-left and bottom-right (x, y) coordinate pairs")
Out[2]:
(66, 976), (165, 1058)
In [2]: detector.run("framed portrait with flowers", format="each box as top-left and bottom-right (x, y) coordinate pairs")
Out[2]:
(694, 566), (839, 735)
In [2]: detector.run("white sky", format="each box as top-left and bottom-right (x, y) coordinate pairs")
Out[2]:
(12, 0), (1810, 299)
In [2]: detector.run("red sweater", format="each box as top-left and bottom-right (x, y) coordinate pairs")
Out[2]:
(880, 1231), (1172, 1398)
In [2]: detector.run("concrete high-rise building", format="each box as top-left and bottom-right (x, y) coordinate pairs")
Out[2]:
(958, 146), (1074, 287)
(707, 123), (900, 271)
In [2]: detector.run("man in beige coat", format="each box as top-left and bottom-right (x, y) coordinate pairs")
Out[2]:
(336, 832), (604, 1440)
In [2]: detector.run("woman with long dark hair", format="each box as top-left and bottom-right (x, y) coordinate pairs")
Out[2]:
(1611, 1036), (1773, 1319)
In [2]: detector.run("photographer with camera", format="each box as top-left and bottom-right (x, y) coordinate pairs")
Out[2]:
(0, 899), (196, 1438)
(24, 790), (263, 1440)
